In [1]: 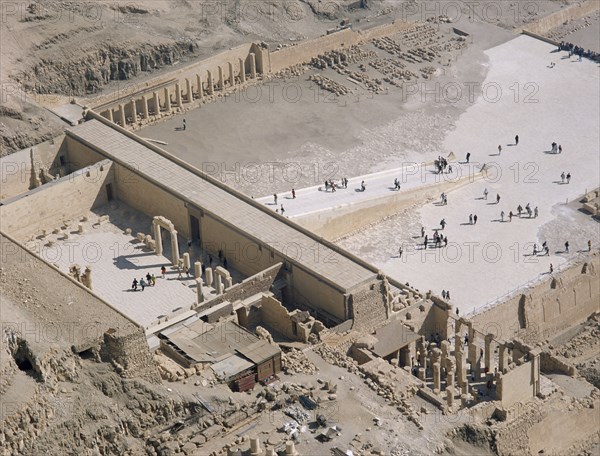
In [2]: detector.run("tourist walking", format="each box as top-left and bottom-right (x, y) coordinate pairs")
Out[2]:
(151, 274), (156, 286)
(497, 145), (502, 155)
(466, 152), (471, 163)
(424, 235), (428, 249)
(588, 240), (592, 251)
(274, 193), (278, 205)
(281, 204), (285, 215)
(496, 194), (501, 204)
(442, 290), (447, 299)
(566, 172), (571, 184)
(517, 204), (523, 216)
(509, 211), (513, 222)
(146, 272), (151, 284)
(549, 264), (554, 274)
(473, 214), (478, 224)
(469, 214), (473, 225)
(561, 172), (565, 183)
(160, 266), (166, 279)
(564, 241), (569, 253)
(558, 145), (562, 154)
(361, 180), (366, 192)
(515, 134), (519, 145)
(421, 226), (425, 237)
(398, 246), (403, 258)
(501, 210), (505, 222)
(483, 188), (488, 200)
(292, 188), (296, 199)
(132, 278), (138, 291)
(534, 206), (538, 218)
(440, 219), (447, 230)
(139, 278), (146, 291)
(182, 119), (186, 131)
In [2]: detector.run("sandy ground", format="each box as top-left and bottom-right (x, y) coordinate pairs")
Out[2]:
(338, 35), (600, 314)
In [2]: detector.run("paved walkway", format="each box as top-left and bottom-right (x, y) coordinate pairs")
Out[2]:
(256, 160), (476, 218)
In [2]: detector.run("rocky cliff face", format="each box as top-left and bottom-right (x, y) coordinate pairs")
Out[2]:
(19, 42), (198, 96)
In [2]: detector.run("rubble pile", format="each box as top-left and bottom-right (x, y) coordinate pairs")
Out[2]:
(308, 74), (351, 96)
(282, 349), (319, 375)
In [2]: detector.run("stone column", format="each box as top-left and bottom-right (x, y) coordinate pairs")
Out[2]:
(468, 333), (477, 366)
(215, 273), (223, 295)
(229, 61), (235, 87)
(82, 266), (92, 290)
(285, 441), (298, 456)
(531, 348), (541, 397)
(205, 267), (213, 287)
(446, 386), (454, 408)
(484, 333), (494, 373)
(194, 261), (202, 278)
(104, 109), (113, 122)
(164, 87), (172, 113)
(461, 379), (469, 395)
(186, 78), (193, 102)
(218, 66), (224, 90)
(175, 82), (183, 109)
(226, 276), (233, 289)
(196, 74), (204, 100)
(499, 344), (508, 372)
(153, 222), (163, 255)
(455, 334), (462, 355)
(456, 351), (466, 386)
(207, 70), (214, 95)
(433, 362), (441, 393)
(495, 372), (503, 401)
(460, 394), (469, 407)
(418, 367), (426, 381)
(118, 103), (126, 127)
(141, 95), (149, 119)
(129, 99), (137, 123)
(440, 340), (449, 368)
(239, 58), (246, 83)
(265, 449), (275, 456)
(196, 279), (204, 304)
(250, 53), (257, 79)
(455, 318), (462, 336)
(446, 357), (455, 387)
(183, 252), (191, 271)
(250, 437), (263, 456)
(153, 91), (160, 115)
(170, 230), (180, 266)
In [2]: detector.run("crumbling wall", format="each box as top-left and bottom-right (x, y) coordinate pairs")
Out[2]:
(472, 254), (600, 343)
(350, 279), (388, 332)
(100, 329), (160, 383)
(0, 160), (115, 240)
(498, 361), (534, 408)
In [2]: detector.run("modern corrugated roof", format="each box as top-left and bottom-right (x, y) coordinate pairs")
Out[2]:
(67, 119), (377, 291)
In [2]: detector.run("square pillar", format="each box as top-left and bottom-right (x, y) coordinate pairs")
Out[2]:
(129, 99), (137, 123)
(218, 66), (224, 90)
(153, 91), (160, 115)
(170, 230), (180, 266)
(215, 273), (223, 295)
(456, 351), (466, 386)
(118, 103), (126, 127)
(484, 334), (494, 373)
(196, 74), (204, 100)
(164, 87), (172, 113)
(447, 366), (455, 390)
(433, 362), (441, 393)
(207, 70), (214, 95)
(175, 82), (183, 109)
(446, 386), (454, 408)
(250, 53), (257, 79)
(185, 78), (193, 102)
(228, 61), (235, 87)
(239, 58), (246, 83)
(499, 344), (508, 372)
(104, 109), (113, 122)
(196, 279), (204, 303)
(141, 95), (149, 119)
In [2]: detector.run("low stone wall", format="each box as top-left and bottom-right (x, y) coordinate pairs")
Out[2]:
(0, 159), (115, 241)
(522, 0), (600, 36)
(294, 170), (482, 241)
(471, 253), (600, 344)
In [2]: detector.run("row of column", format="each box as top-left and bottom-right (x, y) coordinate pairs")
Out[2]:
(101, 53), (258, 127)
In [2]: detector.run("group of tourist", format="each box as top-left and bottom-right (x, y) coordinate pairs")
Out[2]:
(550, 142), (562, 154)
(558, 41), (600, 63)
(131, 272), (157, 291)
(560, 172), (572, 184)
